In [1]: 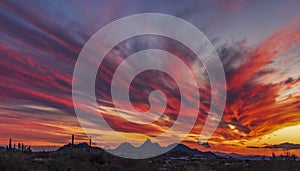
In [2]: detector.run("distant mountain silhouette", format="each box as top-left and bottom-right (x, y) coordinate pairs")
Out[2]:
(56, 142), (103, 152)
(109, 139), (216, 159)
(108, 139), (171, 159)
(164, 143), (216, 158)
(56, 140), (215, 159)
(265, 142), (300, 150)
(247, 142), (300, 150)
(46, 141), (300, 161)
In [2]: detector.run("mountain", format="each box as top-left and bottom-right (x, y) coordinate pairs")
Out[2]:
(111, 142), (138, 156)
(264, 142), (300, 150)
(247, 142), (300, 150)
(109, 139), (216, 159)
(56, 142), (103, 152)
(164, 143), (216, 158)
(109, 139), (171, 159)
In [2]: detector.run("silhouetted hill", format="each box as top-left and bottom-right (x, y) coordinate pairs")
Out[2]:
(165, 143), (216, 158)
(247, 142), (300, 150)
(265, 142), (300, 149)
(56, 142), (103, 152)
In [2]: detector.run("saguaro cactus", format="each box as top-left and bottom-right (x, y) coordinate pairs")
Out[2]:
(8, 138), (12, 150)
(89, 137), (92, 146)
(72, 134), (74, 145)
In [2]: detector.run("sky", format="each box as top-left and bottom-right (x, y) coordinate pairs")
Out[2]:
(1, 0), (300, 155)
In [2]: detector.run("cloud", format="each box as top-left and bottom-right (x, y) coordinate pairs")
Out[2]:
(214, 22), (300, 140)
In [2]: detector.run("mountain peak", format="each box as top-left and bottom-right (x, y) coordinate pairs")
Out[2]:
(144, 138), (152, 144)
(141, 138), (155, 146)
(140, 138), (162, 149)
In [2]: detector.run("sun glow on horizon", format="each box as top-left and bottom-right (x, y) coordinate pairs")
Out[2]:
(248, 124), (300, 146)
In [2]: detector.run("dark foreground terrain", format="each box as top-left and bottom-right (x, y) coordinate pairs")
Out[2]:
(0, 144), (300, 171)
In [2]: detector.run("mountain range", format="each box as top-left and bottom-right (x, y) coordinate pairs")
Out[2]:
(7, 140), (299, 161)
(247, 142), (300, 150)
(57, 139), (216, 159)
(108, 139), (174, 159)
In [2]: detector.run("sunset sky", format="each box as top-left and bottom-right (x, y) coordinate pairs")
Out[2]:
(1, 0), (300, 156)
